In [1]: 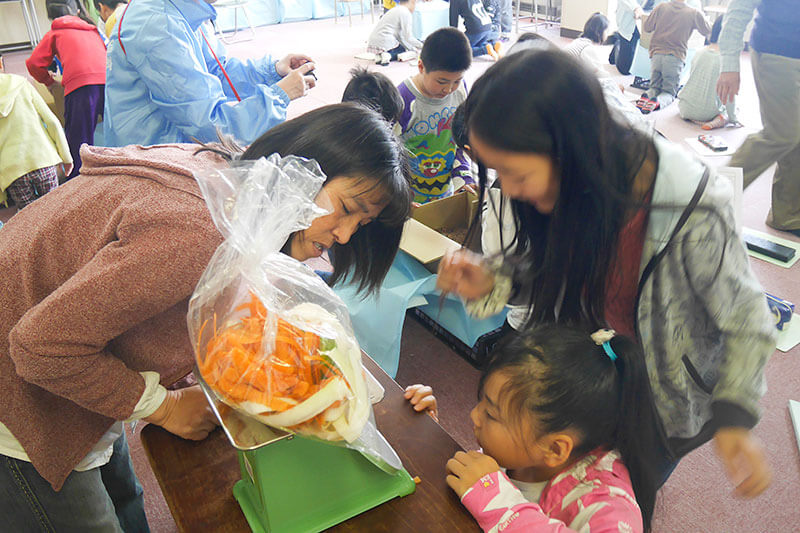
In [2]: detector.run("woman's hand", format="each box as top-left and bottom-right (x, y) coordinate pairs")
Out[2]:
(713, 427), (771, 498)
(446, 450), (501, 498)
(275, 53), (314, 77)
(144, 385), (219, 441)
(276, 62), (317, 100)
(437, 250), (495, 301)
(404, 384), (438, 421)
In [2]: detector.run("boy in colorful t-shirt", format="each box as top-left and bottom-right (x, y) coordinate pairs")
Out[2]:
(397, 28), (474, 203)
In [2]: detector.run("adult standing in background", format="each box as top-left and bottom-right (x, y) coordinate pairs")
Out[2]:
(717, 0), (800, 237)
(609, 0), (644, 75)
(103, 0), (316, 147)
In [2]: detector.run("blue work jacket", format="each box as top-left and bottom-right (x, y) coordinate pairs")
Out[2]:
(104, 0), (289, 146)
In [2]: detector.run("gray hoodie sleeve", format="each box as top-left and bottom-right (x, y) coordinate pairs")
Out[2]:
(718, 0), (761, 72)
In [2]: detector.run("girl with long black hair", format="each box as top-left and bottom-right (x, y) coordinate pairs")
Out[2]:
(438, 48), (775, 498)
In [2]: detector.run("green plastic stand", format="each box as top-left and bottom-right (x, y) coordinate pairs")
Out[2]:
(232, 434), (416, 533)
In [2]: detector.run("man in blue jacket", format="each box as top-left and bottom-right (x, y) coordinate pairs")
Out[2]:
(717, 0), (800, 237)
(104, 0), (316, 146)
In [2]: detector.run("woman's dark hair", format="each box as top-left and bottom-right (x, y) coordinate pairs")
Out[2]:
(464, 49), (655, 327)
(581, 12), (610, 44)
(341, 66), (404, 123)
(46, 0), (78, 18)
(93, 0), (127, 11)
(46, 0), (94, 23)
(240, 103), (412, 294)
(483, 325), (662, 531)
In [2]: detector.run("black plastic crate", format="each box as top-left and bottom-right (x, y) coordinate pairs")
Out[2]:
(408, 308), (507, 369)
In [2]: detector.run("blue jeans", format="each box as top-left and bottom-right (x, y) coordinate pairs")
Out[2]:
(468, 28), (499, 56)
(387, 44), (406, 61)
(0, 432), (149, 532)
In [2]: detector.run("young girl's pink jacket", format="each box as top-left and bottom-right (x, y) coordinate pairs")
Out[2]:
(26, 15), (106, 95)
(461, 449), (642, 532)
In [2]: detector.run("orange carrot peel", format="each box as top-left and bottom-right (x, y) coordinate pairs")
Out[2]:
(196, 292), (368, 442)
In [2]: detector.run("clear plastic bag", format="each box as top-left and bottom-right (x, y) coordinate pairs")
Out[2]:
(188, 154), (401, 471)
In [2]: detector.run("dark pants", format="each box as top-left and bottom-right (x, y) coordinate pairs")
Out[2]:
(63, 84), (104, 180)
(0, 432), (150, 532)
(609, 27), (640, 76)
(387, 44), (406, 60)
(468, 28), (499, 57)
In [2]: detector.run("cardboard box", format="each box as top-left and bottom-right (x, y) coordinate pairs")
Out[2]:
(399, 191), (481, 272)
(32, 79), (65, 127)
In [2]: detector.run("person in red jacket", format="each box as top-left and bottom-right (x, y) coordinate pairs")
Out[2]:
(26, 0), (106, 180)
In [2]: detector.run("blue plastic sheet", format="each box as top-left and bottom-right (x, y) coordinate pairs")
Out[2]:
(335, 251), (507, 377)
(215, 0), (282, 32)
(280, 0), (314, 21)
(311, 0), (371, 19)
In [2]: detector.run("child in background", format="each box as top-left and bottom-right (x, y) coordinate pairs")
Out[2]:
(0, 57), (72, 210)
(26, 0), (106, 179)
(397, 28), (474, 203)
(637, 0), (710, 113)
(367, 0), (423, 65)
(564, 12), (611, 77)
(406, 325), (662, 532)
(449, 0), (502, 60)
(677, 16), (737, 130)
(562, 14), (645, 126)
(93, 0), (128, 39)
(341, 66), (404, 124)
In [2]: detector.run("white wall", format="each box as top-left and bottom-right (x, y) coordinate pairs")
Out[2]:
(561, 0), (615, 34)
(1, 0), (52, 47)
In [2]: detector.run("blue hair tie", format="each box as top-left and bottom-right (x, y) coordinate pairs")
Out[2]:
(601, 341), (618, 362)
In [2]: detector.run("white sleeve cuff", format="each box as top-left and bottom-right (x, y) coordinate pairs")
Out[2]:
(126, 372), (168, 421)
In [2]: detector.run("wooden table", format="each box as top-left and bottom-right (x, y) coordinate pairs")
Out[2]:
(141, 356), (480, 532)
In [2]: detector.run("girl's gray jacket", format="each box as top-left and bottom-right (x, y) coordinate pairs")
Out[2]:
(479, 136), (777, 453)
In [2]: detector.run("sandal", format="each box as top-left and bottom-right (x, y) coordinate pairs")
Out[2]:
(640, 99), (660, 115)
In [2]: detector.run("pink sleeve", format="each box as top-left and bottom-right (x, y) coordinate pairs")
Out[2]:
(460, 471), (577, 532)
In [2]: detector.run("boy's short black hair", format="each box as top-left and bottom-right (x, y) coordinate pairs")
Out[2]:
(93, 0), (127, 11)
(507, 32), (555, 55)
(342, 66), (404, 123)
(707, 15), (723, 45)
(420, 27), (472, 73)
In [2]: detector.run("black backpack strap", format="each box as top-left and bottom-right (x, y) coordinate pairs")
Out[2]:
(636, 165), (710, 309)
